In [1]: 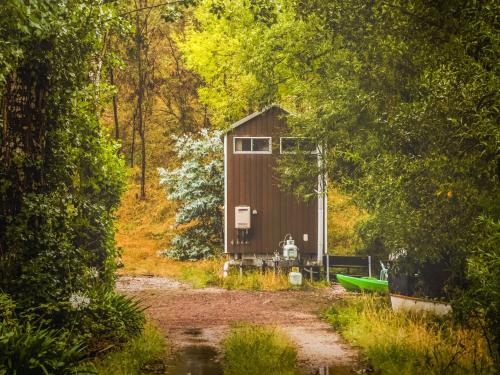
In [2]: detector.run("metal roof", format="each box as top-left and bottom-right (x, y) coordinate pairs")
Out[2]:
(229, 104), (290, 130)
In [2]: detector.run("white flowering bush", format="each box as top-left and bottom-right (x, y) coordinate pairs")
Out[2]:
(159, 129), (224, 259)
(69, 292), (90, 311)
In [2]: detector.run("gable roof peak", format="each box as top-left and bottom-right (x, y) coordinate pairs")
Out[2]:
(229, 104), (289, 130)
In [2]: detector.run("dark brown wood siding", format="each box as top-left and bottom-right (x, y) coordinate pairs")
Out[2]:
(225, 107), (318, 256)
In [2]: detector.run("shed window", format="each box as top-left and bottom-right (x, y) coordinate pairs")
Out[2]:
(235, 138), (252, 152)
(280, 137), (318, 154)
(234, 137), (272, 154)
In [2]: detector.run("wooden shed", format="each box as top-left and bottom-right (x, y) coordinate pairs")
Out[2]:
(224, 105), (327, 264)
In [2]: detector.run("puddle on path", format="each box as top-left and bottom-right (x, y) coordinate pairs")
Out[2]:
(164, 328), (361, 375)
(164, 345), (223, 375)
(305, 365), (359, 375)
(163, 346), (358, 375)
(183, 327), (203, 336)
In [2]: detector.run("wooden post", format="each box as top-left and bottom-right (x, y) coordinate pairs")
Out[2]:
(326, 254), (330, 283)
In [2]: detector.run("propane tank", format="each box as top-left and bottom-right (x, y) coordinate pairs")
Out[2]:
(282, 236), (298, 260)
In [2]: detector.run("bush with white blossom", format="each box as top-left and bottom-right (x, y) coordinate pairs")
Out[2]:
(158, 129), (224, 259)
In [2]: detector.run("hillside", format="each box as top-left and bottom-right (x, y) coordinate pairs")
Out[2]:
(115, 168), (178, 276)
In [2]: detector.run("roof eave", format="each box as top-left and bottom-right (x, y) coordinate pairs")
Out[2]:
(228, 104), (290, 131)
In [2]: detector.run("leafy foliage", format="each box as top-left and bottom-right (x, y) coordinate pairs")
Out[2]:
(61, 287), (146, 353)
(0, 0), (125, 311)
(0, 320), (86, 375)
(455, 217), (500, 363)
(0, 0), (146, 370)
(0, 292), (87, 375)
(159, 129), (223, 259)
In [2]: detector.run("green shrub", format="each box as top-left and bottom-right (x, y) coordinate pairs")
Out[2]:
(180, 264), (221, 288)
(158, 130), (224, 260)
(7, 288), (146, 356)
(0, 0), (126, 312)
(93, 323), (166, 375)
(222, 323), (297, 375)
(62, 289), (146, 353)
(0, 293), (15, 323)
(0, 1), (144, 372)
(0, 320), (85, 375)
(0, 288), (147, 374)
(455, 216), (500, 363)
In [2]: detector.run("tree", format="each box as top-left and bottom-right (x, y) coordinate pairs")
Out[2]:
(158, 129), (223, 259)
(0, 0), (126, 306)
(0, 3), (148, 366)
(104, 0), (207, 198)
(134, 0), (149, 199)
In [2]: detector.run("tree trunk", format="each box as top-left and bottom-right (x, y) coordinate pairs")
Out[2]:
(130, 107), (136, 167)
(136, 0), (146, 199)
(109, 67), (120, 140)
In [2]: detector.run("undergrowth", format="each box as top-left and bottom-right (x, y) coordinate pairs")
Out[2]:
(0, 289), (146, 374)
(0, 320), (86, 374)
(222, 323), (298, 375)
(222, 269), (290, 290)
(166, 259), (327, 291)
(93, 323), (166, 375)
(222, 269), (328, 291)
(179, 259), (223, 288)
(323, 296), (496, 375)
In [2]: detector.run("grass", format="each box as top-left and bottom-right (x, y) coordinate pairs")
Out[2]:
(323, 296), (496, 375)
(178, 259), (224, 288)
(223, 269), (329, 291)
(222, 323), (298, 375)
(222, 269), (291, 291)
(115, 169), (178, 277)
(92, 323), (167, 375)
(114, 170), (223, 287)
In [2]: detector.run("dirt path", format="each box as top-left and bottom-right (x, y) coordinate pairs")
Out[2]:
(117, 276), (364, 374)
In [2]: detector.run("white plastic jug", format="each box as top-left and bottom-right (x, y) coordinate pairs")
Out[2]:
(288, 271), (302, 286)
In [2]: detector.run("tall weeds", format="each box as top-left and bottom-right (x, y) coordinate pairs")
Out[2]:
(324, 296), (495, 374)
(93, 323), (166, 374)
(222, 323), (298, 375)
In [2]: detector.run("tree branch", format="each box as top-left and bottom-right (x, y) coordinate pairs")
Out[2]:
(118, 0), (186, 17)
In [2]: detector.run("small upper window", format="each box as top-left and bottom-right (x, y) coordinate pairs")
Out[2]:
(280, 137), (318, 154)
(234, 137), (272, 154)
(235, 138), (252, 152)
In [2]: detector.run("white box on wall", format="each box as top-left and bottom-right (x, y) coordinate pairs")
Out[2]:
(235, 206), (251, 229)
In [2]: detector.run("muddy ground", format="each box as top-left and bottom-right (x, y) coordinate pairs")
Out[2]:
(117, 276), (366, 374)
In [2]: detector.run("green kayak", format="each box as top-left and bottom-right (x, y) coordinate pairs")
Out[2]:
(336, 274), (389, 294)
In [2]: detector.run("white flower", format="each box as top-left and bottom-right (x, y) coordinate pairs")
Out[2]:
(88, 267), (99, 279)
(69, 292), (90, 310)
